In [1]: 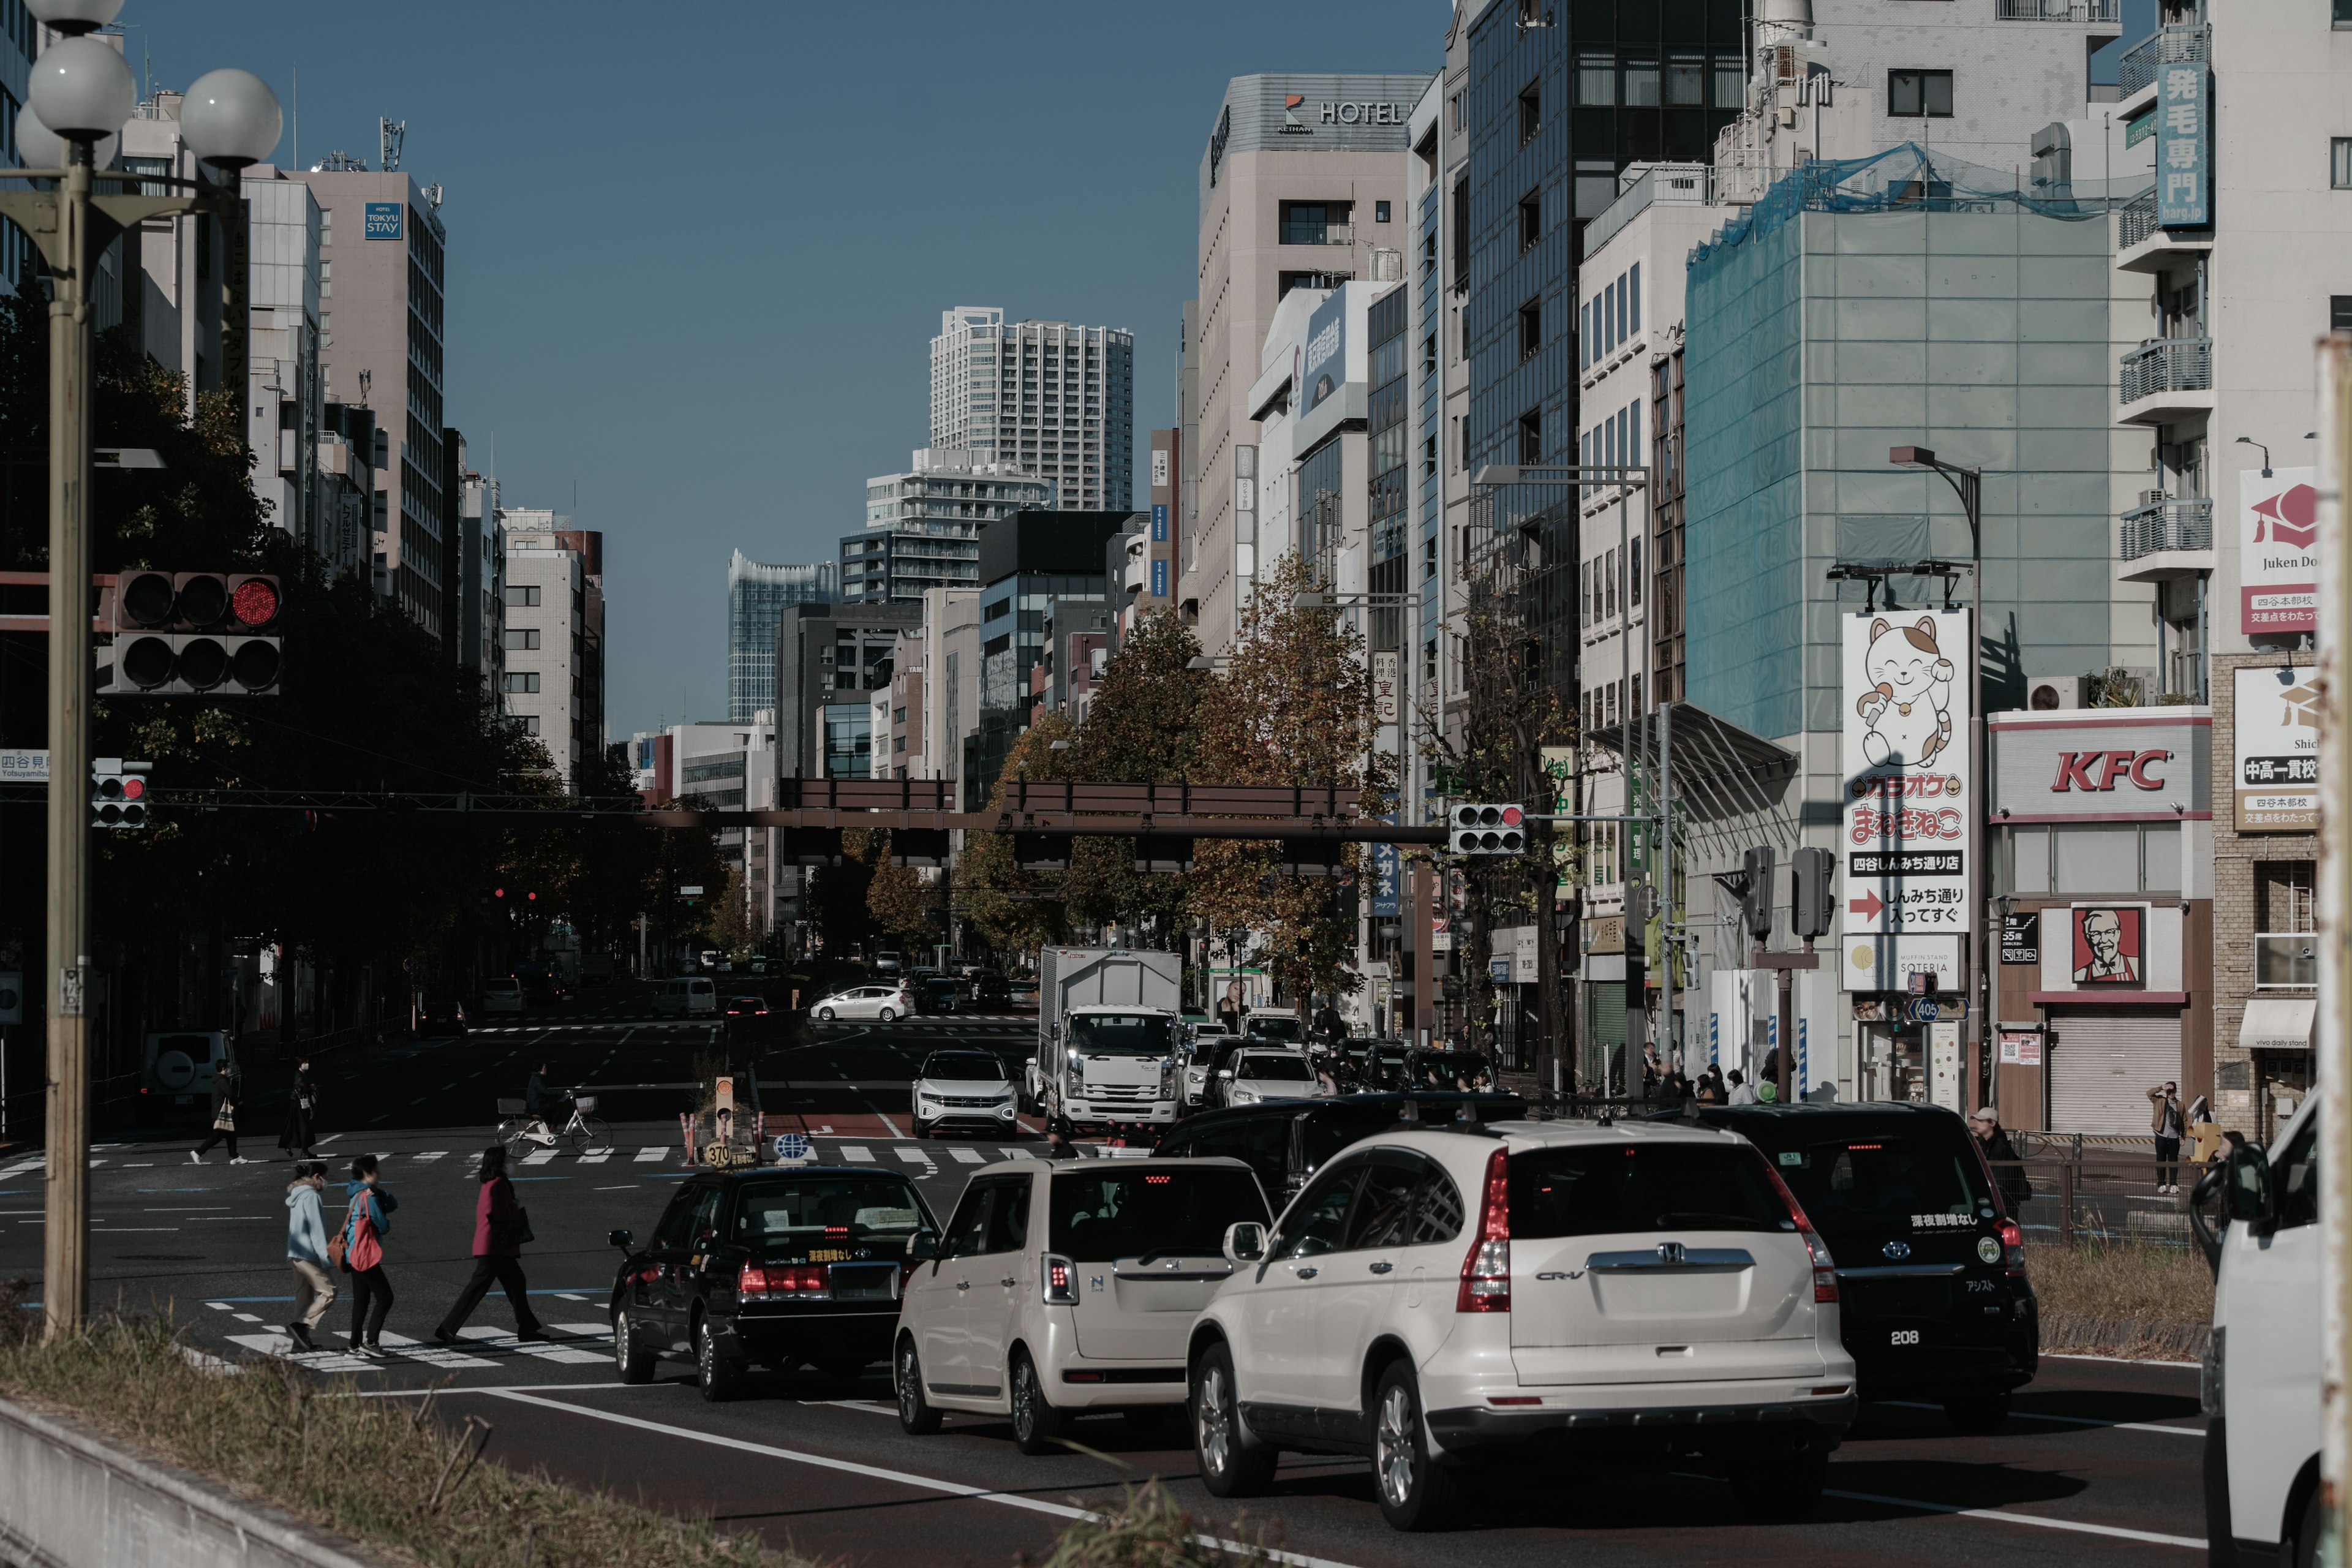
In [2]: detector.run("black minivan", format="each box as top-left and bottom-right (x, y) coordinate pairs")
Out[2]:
(1669, 1102), (2038, 1431)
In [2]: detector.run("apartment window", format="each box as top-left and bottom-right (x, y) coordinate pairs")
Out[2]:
(503, 584), (540, 608)
(1518, 80), (1541, 144)
(1519, 188), (1541, 251)
(2335, 138), (2352, 189)
(503, 628), (540, 651)
(2337, 0), (2352, 26)
(1278, 269), (1351, 298)
(1375, 199), (1392, 224)
(1714, 52), (1746, 108)
(1450, 175), (1469, 287)
(1665, 51), (1705, 106)
(1423, 434), (1438, 477)
(1422, 333), (1436, 374)
(1629, 537), (1643, 606)
(1520, 297), (1542, 360)
(516, 714), (539, 736)
(2332, 297), (2352, 333)
(1517, 409), (1542, 465)
(1576, 50), (1615, 105)
(503, 672), (540, 695)
(1623, 55), (1660, 107)
(1889, 70), (1954, 118)
(1279, 200), (1350, 244)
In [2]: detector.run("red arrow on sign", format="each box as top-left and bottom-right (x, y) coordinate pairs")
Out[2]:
(1849, 888), (1885, 922)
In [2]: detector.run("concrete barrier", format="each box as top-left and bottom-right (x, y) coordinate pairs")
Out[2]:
(0, 1393), (387, 1568)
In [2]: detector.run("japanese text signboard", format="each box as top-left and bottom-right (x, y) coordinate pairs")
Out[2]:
(2155, 62), (2209, 228)
(1841, 611), (1975, 989)
(2239, 468), (2317, 636)
(2234, 665), (2320, 832)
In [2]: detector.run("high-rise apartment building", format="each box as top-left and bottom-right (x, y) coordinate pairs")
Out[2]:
(727, 551), (836, 723)
(840, 448), (1052, 606)
(499, 510), (601, 784)
(929, 308), (1135, 511)
(238, 167), (326, 567)
(287, 168), (451, 641)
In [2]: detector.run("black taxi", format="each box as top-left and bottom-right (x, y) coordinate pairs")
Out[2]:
(607, 1164), (940, 1401)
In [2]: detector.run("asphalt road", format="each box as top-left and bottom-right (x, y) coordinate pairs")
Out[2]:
(0, 994), (2215, 1567)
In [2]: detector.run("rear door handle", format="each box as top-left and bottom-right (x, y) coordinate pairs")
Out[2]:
(955, 1280), (971, 1291)
(1368, 1261), (1394, 1274)
(1000, 1277), (1017, 1287)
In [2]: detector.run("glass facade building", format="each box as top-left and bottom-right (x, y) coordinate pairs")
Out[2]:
(727, 551), (835, 723)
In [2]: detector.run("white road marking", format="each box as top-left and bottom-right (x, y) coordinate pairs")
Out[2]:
(2041, 1351), (2200, 1369)
(316, 1134), (343, 1145)
(998, 1148), (1034, 1161)
(842, 1146), (875, 1163)
(1881, 1399), (2201, 1438)
(455, 1327), (609, 1365)
(224, 1332), (374, 1373)
(411, 1152), (447, 1163)
(373, 1330), (499, 1368)
(1825, 1486), (2204, 1550)
(897, 1147), (935, 1172)
(633, 1147), (668, 1163)
(949, 1148), (984, 1164)
(579, 1152), (611, 1164)
(522, 1150), (558, 1166)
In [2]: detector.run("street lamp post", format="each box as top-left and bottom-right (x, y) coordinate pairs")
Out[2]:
(1890, 445), (1985, 1115)
(0, 2), (280, 1336)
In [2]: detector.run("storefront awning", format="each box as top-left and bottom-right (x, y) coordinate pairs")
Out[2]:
(2239, 997), (2316, 1052)
(1584, 702), (1800, 823)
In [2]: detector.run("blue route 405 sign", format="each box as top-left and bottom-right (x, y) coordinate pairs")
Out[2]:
(364, 202), (404, 241)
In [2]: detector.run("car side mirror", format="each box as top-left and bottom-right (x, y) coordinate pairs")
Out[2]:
(607, 1227), (633, 1251)
(906, 1231), (938, 1262)
(1223, 1221), (1267, 1264)
(2223, 1144), (2275, 1228)
(1218, 1069), (1234, 1079)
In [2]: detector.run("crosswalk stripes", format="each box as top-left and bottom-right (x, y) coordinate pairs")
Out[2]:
(578, 1150), (611, 1164)
(409, 1152), (447, 1163)
(840, 1145), (875, 1162)
(455, 1326), (608, 1365)
(520, 1150), (558, 1166)
(949, 1147), (983, 1164)
(631, 1146), (669, 1163)
(895, 1147), (936, 1175)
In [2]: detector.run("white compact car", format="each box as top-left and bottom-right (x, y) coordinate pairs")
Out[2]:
(1186, 1120), (1857, 1530)
(1218, 1048), (1330, 1108)
(895, 1156), (1272, 1453)
(911, 1050), (1021, 1139)
(814, 983), (913, 1023)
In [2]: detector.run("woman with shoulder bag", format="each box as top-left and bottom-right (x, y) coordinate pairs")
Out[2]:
(431, 1145), (548, 1346)
(341, 1154), (398, 1356)
(279, 1058), (319, 1161)
(190, 1058), (249, 1164)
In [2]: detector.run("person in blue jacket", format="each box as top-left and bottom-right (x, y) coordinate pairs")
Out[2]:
(282, 1161), (335, 1351)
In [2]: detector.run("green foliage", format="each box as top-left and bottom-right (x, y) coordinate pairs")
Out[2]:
(954, 711), (1077, 959)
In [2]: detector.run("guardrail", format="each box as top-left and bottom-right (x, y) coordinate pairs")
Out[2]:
(2119, 22), (2209, 98)
(2119, 496), (2213, 559)
(1999, 0), (2119, 20)
(2120, 336), (2212, 405)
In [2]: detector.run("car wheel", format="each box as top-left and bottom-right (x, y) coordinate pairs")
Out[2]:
(2296, 1478), (2325, 1568)
(1371, 1361), (1458, 1531)
(818, 1007), (836, 1022)
(1728, 1446), (1828, 1521)
(1191, 1342), (1278, 1496)
(895, 1336), (942, 1434)
(1943, 1391), (2010, 1435)
(880, 1007), (897, 1023)
(612, 1306), (656, 1385)
(1010, 1350), (1066, 1456)
(695, 1317), (744, 1403)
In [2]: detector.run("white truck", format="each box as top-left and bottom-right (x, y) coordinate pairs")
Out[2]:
(1027, 947), (1185, 1133)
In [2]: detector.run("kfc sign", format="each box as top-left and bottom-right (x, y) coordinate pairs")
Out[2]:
(2050, 749), (2171, 793)
(1991, 710), (2211, 820)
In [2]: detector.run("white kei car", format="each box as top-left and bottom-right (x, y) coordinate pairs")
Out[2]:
(1186, 1120), (1858, 1531)
(894, 1156), (1272, 1453)
(1216, 1047), (1330, 1107)
(813, 983), (914, 1023)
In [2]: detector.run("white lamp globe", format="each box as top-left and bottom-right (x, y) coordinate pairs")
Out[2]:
(23, 0), (123, 37)
(28, 36), (135, 142)
(15, 100), (115, 171)
(181, 69), (282, 169)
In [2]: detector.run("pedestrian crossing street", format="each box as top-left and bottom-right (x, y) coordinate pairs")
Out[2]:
(451, 1014), (1031, 1035)
(210, 1300), (616, 1374)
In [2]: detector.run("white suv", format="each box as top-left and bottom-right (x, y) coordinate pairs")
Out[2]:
(894, 1156), (1272, 1453)
(1186, 1121), (1856, 1530)
(1218, 1047), (1330, 1107)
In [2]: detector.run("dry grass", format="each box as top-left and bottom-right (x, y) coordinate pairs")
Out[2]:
(0, 1283), (791, 1568)
(1020, 1479), (1268, 1568)
(2025, 1238), (2214, 1330)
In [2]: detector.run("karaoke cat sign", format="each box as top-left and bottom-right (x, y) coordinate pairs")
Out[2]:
(1841, 611), (1974, 957)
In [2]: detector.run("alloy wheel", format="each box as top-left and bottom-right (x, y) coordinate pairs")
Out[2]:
(1376, 1382), (1417, 1507)
(1197, 1363), (1232, 1476)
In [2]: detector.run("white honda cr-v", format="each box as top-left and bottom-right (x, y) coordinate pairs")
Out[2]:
(1186, 1120), (1857, 1529)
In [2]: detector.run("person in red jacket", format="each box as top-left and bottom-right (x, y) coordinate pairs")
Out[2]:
(430, 1145), (548, 1346)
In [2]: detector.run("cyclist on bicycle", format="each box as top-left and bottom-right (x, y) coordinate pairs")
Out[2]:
(523, 1061), (559, 1145)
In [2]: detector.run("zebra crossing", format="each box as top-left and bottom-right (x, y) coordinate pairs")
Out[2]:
(211, 1302), (616, 1376)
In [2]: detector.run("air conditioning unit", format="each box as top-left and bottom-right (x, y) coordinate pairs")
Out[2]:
(2025, 675), (2085, 711)
(1370, 247), (1403, 282)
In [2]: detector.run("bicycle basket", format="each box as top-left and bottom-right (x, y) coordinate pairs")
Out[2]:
(495, 1098), (526, 1115)
(572, 1096), (597, 1113)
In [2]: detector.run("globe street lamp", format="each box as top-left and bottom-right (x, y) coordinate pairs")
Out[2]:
(0, 1), (279, 1336)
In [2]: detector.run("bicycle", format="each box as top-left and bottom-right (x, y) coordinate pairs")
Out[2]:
(494, 1093), (609, 1157)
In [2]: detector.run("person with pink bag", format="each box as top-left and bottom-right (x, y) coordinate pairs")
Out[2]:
(337, 1154), (398, 1357)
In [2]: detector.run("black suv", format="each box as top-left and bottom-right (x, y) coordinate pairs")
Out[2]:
(606, 1165), (940, 1401)
(1153, 1091), (1526, 1205)
(1664, 1102), (2038, 1431)
(968, 971), (1012, 1009)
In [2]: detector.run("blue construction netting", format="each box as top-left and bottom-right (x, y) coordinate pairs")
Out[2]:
(1688, 141), (2149, 271)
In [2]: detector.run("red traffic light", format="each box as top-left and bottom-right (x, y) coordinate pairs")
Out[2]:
(120, 776), (145, 801)
(1500, 805), (1522, 826)
(493, 887), (505, 899)
(230, 575), (280, 630)
(527, 891), (538, 902)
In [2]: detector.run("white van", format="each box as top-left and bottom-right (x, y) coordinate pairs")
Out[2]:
(481, 977), (524, 1016)
(654, 976), (718, 1017)
(2199, 1096), (2323, 1566)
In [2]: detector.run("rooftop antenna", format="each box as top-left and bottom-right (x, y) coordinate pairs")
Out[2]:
(291, 63), (297, 170)
(379, 118), (404, 173)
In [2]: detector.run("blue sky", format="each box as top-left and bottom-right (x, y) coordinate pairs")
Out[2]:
(131, 1), (1439, 741)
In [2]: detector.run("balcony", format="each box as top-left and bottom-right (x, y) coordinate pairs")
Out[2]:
(2115, 496), (2214, 582)
(2118, 23), (2209, 105)
(2117, 336), (2213, 424)
(2114, 186), (2214, 272)
(1998, 0), (2119, 19)
(1279, 222), (1355, 247)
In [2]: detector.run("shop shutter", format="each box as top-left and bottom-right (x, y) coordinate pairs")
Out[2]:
(2047, 1009), (2182, 1134)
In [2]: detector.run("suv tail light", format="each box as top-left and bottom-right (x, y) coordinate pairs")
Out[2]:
(1999, 1218), (2026, 1273)
(740, 1262), (830, 1300)
(1759, 1161), (1839, 1303)
(1042, 1252), (1079, 1304)
(1457, 1144), (1511, 1313)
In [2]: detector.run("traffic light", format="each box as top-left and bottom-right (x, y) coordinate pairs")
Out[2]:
(1449, 804), (1526, 856)
(101, 570), (282, 696)
(1741, 846), (1776, 940)
(90, 758), (151, 830)
(1791, 846), (1835, 941)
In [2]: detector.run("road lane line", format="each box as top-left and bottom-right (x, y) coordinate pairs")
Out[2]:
(1825, 1487), (2204, 1550)
(1880, 1399), (2201, 1437)
(479, 1389), (1367, 1568)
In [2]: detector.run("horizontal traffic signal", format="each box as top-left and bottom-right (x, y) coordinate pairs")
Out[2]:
(111, 571), (280, 634)
(101, 570), (282, 696)
(1449, 803), (1526, 856)
(91, 757), (150, 830)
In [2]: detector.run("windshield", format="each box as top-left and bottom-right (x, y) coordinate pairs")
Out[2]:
(730, 1175), (934, 1249)
(1049, 1167), (1269, 1262)
(1741, 1125), (1996, 1237)
(1238, 1054), (1313, 1082)
(1246, 1016), (1302, 1042)
(922, 1054), (1008, 1082)
(1509, 1142), (1792, 1238)
(1068, 1013), (1175, 1055)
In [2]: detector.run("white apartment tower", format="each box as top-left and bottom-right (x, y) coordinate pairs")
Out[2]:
(929, 307), (1135, 511)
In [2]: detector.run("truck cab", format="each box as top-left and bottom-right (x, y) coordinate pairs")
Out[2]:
(1030, 947), (1184, 1133)
(2199, 1095), (2324, 1568)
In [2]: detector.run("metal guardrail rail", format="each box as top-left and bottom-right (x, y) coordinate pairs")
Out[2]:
(1998, 0), (2119, 20)
(2119, 23), (2210, 98)
(2120, 496), (2214, 559)
(2120, 337), (2212, 405)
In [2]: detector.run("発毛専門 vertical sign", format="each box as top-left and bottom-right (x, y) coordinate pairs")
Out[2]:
(1840, 611), (1973, 992)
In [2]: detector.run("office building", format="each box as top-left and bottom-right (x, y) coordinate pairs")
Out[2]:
(774, 600), (923, 780)
(840, 448), (1050, 606)
(119, 91), (225, 406)
(1181, 72), (1431, 657)
(884, 588), (980, 785)
(238, 167), (326, 566)
(930, 308), (1134, 510)
(970, 511), (1130, 803)
(316, 402), (383, 591)
(499, 510), (601, 785)
(455, 454), (501, 685)
(727, 551), (836, 724)
(633, 715), (781, 935)
(288, 167), (451, 641)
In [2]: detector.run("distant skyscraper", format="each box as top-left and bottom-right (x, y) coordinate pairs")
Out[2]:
(930, 307), (1135, 511)
(840, 448), (1053, 605)
(728, 551), (837, 723)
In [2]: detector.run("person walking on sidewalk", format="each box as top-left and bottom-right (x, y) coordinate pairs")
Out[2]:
(278, 1058), (320, 1161)
(282, 1161), (336, 1351)
(341, 1155), (398, 1356)
(1970, 1107), (2034, 1216)
(431, 1146), (548, 1347)
(2149, 1080), (2185, 1195)
(190, 1059), (249, 1164)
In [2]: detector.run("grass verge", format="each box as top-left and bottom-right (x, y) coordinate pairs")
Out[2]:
(0, 1282), (790, 1567)
(2026, 1238), (2214, 1353)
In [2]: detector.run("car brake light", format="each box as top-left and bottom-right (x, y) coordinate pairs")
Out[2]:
(738, 1263), (769, 1297)
(1758, 1159), (1839, 1303)
(1999, 1218), (2026, 1273)
(1457, 1144), (1511, 1313)
(741, 1262), (830, 1300)
(1043, 1253), (1079, 1303)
